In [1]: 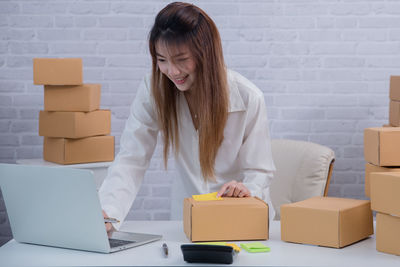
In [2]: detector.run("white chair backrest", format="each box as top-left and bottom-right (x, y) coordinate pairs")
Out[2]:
(270, 139), (335, 220)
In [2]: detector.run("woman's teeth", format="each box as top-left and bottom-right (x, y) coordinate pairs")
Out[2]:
(175, 76), (187, 84)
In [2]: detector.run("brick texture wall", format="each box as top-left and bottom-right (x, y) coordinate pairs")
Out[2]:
(1, 0), (399, 246)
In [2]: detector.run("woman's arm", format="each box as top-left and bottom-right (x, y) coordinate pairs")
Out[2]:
(238, 91), (275, 199)
(217, 89), (275, 200)
(98, 76), (159, 230)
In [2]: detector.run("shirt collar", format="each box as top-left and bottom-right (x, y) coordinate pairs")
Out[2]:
(227, 70), (246, 113)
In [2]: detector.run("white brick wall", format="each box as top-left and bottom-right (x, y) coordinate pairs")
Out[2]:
(1, 0), (399, 244)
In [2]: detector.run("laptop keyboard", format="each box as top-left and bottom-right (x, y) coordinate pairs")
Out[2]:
(109, 238), (136, 248)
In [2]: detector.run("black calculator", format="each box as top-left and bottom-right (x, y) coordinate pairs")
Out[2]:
(181, 244), (236, 264)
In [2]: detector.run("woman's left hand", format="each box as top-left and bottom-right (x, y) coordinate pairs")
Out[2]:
(217, 180), (251, 198)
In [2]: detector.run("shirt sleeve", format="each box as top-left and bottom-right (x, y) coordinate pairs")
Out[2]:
(98, 76), (159, 230)
(239, 92), (276, 201)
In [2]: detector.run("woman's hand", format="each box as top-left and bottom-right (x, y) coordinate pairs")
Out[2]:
(217, 180), (251, 198)
(102, 210), (113, 232)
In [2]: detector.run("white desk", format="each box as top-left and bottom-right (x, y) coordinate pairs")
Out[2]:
(0, 221), (398, 266)
(16, 159), (111, 190)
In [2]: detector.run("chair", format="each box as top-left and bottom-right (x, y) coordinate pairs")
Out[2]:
(269, 139), (335, 220)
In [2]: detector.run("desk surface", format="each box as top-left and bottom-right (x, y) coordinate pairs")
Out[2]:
(16, 158), (112, 169)
(0, 221), (398, 267)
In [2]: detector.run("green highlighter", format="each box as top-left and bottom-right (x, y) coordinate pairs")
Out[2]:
(240, 242), (270, 253)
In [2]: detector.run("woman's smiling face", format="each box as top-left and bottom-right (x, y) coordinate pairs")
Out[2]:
(155, 42), (196, 92)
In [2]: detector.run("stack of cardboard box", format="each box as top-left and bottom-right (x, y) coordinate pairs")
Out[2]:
(370, 173), (400, 255)
(363, 76), (400, 256)
(33, 58), (114, 165)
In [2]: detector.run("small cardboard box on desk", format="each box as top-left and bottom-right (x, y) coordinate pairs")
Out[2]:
(370, 172), (400, 256)
(183, 197), (269, 242)
(280, 197), (373, 248)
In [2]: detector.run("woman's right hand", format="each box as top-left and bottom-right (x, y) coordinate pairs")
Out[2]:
(102, 210), (113, 232)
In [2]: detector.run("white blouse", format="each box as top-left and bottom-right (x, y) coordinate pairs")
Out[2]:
(99, 69), (276, 228)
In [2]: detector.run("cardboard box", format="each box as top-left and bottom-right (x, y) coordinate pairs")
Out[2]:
(389, 76), (400, 101)
(281, 197), (373, 248)
(364, 163), (400, 197)
(44, 84), (101, 112)
(43, 136), (114, 164)
(39, 110), (111, 138)
(183, 197), (269, 242)
(376, 213), (400, 256)
(389, 100), (400, 126)
(370, 172), (400, 217)
(33, 58), (83, 85)
(364, 127), (400, 166)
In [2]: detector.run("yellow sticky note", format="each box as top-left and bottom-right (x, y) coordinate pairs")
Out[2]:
(192, 192), (222, 201)
(226, 243), (241, 252)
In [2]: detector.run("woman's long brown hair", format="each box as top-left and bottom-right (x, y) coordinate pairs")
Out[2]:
(149, 2), (229, 181)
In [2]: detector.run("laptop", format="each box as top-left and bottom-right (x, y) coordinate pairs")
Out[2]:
(0, 163), (162, 253)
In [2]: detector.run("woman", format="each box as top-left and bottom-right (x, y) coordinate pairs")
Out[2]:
(99, 2), (275, 231)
